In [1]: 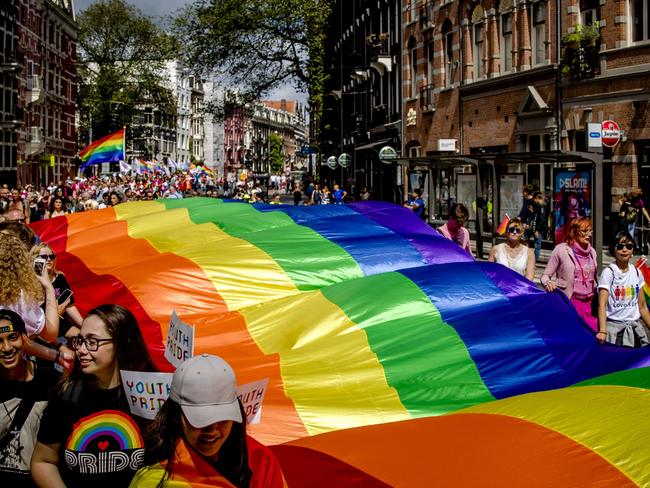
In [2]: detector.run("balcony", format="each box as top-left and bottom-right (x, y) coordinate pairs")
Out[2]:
(419, 84), (436, 113)
(25, 127), (45, 156)
(26, 75), (45, 104)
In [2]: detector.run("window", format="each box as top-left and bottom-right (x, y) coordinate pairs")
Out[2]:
(409, 40), (417, 98)
(501, 12), (513, 72)
(442, 21), (454, 87)
(426, 39), (435, 84)
(532, 1), (546, 65)
(474, 23), (484, 79)
(631, 0), (650, 41)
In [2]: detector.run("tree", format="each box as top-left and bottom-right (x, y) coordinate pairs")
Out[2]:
(76, 0), (178, 147)
(268, 133), (284, 174)
(174, 0), (330, 122)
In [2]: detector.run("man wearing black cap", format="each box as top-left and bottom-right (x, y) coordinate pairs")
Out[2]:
(0, 310), (58, 487)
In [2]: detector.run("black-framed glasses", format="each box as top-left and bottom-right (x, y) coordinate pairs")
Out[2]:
(70, 336), (113, 352)
(615, 243), (634, 251)
(507, 227), (521, 234)
(39, 253), (56, 260)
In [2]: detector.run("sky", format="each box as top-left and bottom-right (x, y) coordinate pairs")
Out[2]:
(74, 0), (307, 103)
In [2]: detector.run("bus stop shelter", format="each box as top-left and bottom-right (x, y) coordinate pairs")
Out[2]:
(395, 150), (604, 268)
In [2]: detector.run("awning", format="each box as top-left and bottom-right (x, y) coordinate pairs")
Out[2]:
(354, 139), (392, 151)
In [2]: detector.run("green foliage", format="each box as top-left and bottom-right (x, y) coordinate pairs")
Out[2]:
(560, 23), (600, 80)
(561, 23), (600, 48)
(268, 133), (284, 174)
(77, 0), (178, 144)
(174, 0), (331, 121)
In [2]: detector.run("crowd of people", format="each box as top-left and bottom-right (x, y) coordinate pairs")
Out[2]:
(0, 171), (369, 226)
(428, 187), (649, 348)
(0, 214), (286, 486)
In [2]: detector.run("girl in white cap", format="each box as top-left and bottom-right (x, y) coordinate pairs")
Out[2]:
(131, 354), (286, 487)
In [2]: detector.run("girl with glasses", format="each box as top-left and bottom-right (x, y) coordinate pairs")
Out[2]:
(595, 232), (650, 347)
(488, 218), (535, 280)
(30, 243), (83, 339)
(32, 304), (159, 488)
(541, 217), (598, 332)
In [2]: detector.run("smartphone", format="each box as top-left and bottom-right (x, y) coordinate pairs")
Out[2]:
(58, 288), (73, 304)
(33, 257), (46, 276)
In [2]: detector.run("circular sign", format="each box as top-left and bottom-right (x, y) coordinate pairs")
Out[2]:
(326, 156), (338, 169)
(601, 120), (621, 147)
(378, 146), (397, 164)
(338, 153), (352, 168)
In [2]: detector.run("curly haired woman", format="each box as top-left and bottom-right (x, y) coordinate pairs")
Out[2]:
(0, 234), (59, 342)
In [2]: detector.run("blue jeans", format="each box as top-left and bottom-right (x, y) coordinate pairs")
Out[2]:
(534, 234), (543, 261)
(628, 222), (636, 243)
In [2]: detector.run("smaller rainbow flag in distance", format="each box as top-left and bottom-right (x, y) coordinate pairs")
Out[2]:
(634, 257), (650, 303)
(496, 214), (510, 236)
(80, 129), (125, 169)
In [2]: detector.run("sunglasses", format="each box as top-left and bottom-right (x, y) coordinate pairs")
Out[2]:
(39, 253), (56, 260)
(615, 243), (634, 251)
(507, 227), (521, 234)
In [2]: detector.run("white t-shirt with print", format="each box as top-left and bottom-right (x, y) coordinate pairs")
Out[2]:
(598, 263), (644, 322)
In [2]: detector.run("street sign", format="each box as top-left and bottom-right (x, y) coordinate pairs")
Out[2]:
(379, 146), (397, 164)
(301, 145), (318, 155)
(587, 123), (602, 150)
(601, 120), (621, 147)
(326, 156), (338, 169)
(338, 153), (351, 168)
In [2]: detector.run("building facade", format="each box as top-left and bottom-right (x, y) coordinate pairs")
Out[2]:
(203, 81), (225, 177)
(321, 0), (403, 200)
(223, 95), (307, 182)
(402, 0), (650, 239)
(0, 0), (77, 186)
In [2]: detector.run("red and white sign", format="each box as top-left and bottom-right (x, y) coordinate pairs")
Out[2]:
(601, 120), (621, 147)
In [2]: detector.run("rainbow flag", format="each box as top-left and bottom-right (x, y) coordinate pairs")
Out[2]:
(496, 213), (510, 235)
(30, 200), (650, 484)
(80, 129), (125, 169)
(635, 257), (650, 302)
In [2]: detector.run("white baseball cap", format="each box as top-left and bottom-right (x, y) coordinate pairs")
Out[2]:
(169, 354), (243, 428)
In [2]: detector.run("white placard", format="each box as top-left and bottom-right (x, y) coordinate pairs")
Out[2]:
(121, 370), (173, 420)
(237, 378), (269, 425)
(121, 370), (269, 425)
(164, 311), (195, 368)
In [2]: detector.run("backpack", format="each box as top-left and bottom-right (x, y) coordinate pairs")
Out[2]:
(626, 206), (638, 223)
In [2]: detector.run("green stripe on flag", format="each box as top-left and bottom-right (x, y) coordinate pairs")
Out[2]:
(322, 271), (495, 415)
(161, 198), (363, 291)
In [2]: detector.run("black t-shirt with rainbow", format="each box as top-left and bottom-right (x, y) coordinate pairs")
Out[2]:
(37, 383), (146, 488)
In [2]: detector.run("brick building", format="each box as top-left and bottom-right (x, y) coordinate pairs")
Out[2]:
(18, 0), (77, 186)
(401, 0), (649, 241)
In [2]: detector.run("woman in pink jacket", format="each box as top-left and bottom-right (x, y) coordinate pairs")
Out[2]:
(541, 217), (598, 331)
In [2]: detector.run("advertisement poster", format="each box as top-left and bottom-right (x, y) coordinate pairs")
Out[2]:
(554, 171), (591, 243)
(499, 174), (524, 223)
(456, 174), (476, 221)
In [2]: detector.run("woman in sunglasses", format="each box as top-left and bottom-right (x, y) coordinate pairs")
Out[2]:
(541, 217), (598, 331)
(32, 304), (158, 488)
(488, 218), (535, 280)
(595, 233), (650, 347)
(31, 243), (83, 338)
